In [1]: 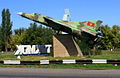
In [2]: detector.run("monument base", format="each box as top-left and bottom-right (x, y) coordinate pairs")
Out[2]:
(53, 34), (83, 57)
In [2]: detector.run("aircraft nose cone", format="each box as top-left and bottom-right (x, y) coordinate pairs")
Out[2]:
(17, 12), (23, 15)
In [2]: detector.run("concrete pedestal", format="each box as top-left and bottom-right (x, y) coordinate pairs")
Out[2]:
(53, 34), (83, 57)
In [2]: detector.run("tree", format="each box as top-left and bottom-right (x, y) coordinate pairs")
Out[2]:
(14, 28), (26, 35)
(23, 23), (54, 45)
(98, 25), (112, 49)
(97, 25), (120, 50)
(0, 9), (12, 52)
(0, 27), (4, 51)
(111, 25), (120, 49)
(13, 23), (54, 45)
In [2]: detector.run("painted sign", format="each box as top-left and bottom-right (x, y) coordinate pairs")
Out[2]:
(14, 45), (52, 56)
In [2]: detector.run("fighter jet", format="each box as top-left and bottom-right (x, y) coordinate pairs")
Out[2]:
(18, 12), (102, 38)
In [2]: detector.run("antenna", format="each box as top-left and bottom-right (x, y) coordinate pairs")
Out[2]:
(63, 9), (71, 21)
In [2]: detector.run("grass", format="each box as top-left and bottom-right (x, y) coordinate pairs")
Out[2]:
(1, 50), (120, 61)
(0, 50), (120, 69)
(0, 64), (120, 69)
(0, 52), (86, 61)
(89, 50), (120, 60)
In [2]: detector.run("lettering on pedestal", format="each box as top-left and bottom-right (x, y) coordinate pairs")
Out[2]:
(14, 45), (52, 56)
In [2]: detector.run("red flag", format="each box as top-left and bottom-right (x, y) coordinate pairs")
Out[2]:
(87, 21), (95, 27)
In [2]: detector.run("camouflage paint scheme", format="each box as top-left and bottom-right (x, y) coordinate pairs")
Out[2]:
(18, 12), (102, 38)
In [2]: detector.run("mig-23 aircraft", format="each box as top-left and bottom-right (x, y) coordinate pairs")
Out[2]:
(18, 12), (102, 38)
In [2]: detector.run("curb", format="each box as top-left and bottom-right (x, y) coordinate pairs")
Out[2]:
(1, 59), (120, 65)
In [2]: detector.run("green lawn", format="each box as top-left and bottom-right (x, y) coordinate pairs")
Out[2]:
(0, 50), (120, 60)
(0, 50), (120, 69)
(0, 52), (85, 61)
(0, 64), (120, 69)
(89, 50), (120, 60)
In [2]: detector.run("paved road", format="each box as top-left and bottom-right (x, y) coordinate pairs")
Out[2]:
(0, 68), (120, 78)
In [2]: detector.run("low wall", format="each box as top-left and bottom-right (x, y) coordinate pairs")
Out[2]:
(1, 59), (120, 65)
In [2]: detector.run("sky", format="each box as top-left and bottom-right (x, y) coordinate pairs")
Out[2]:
(0, 0), (120, 30)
